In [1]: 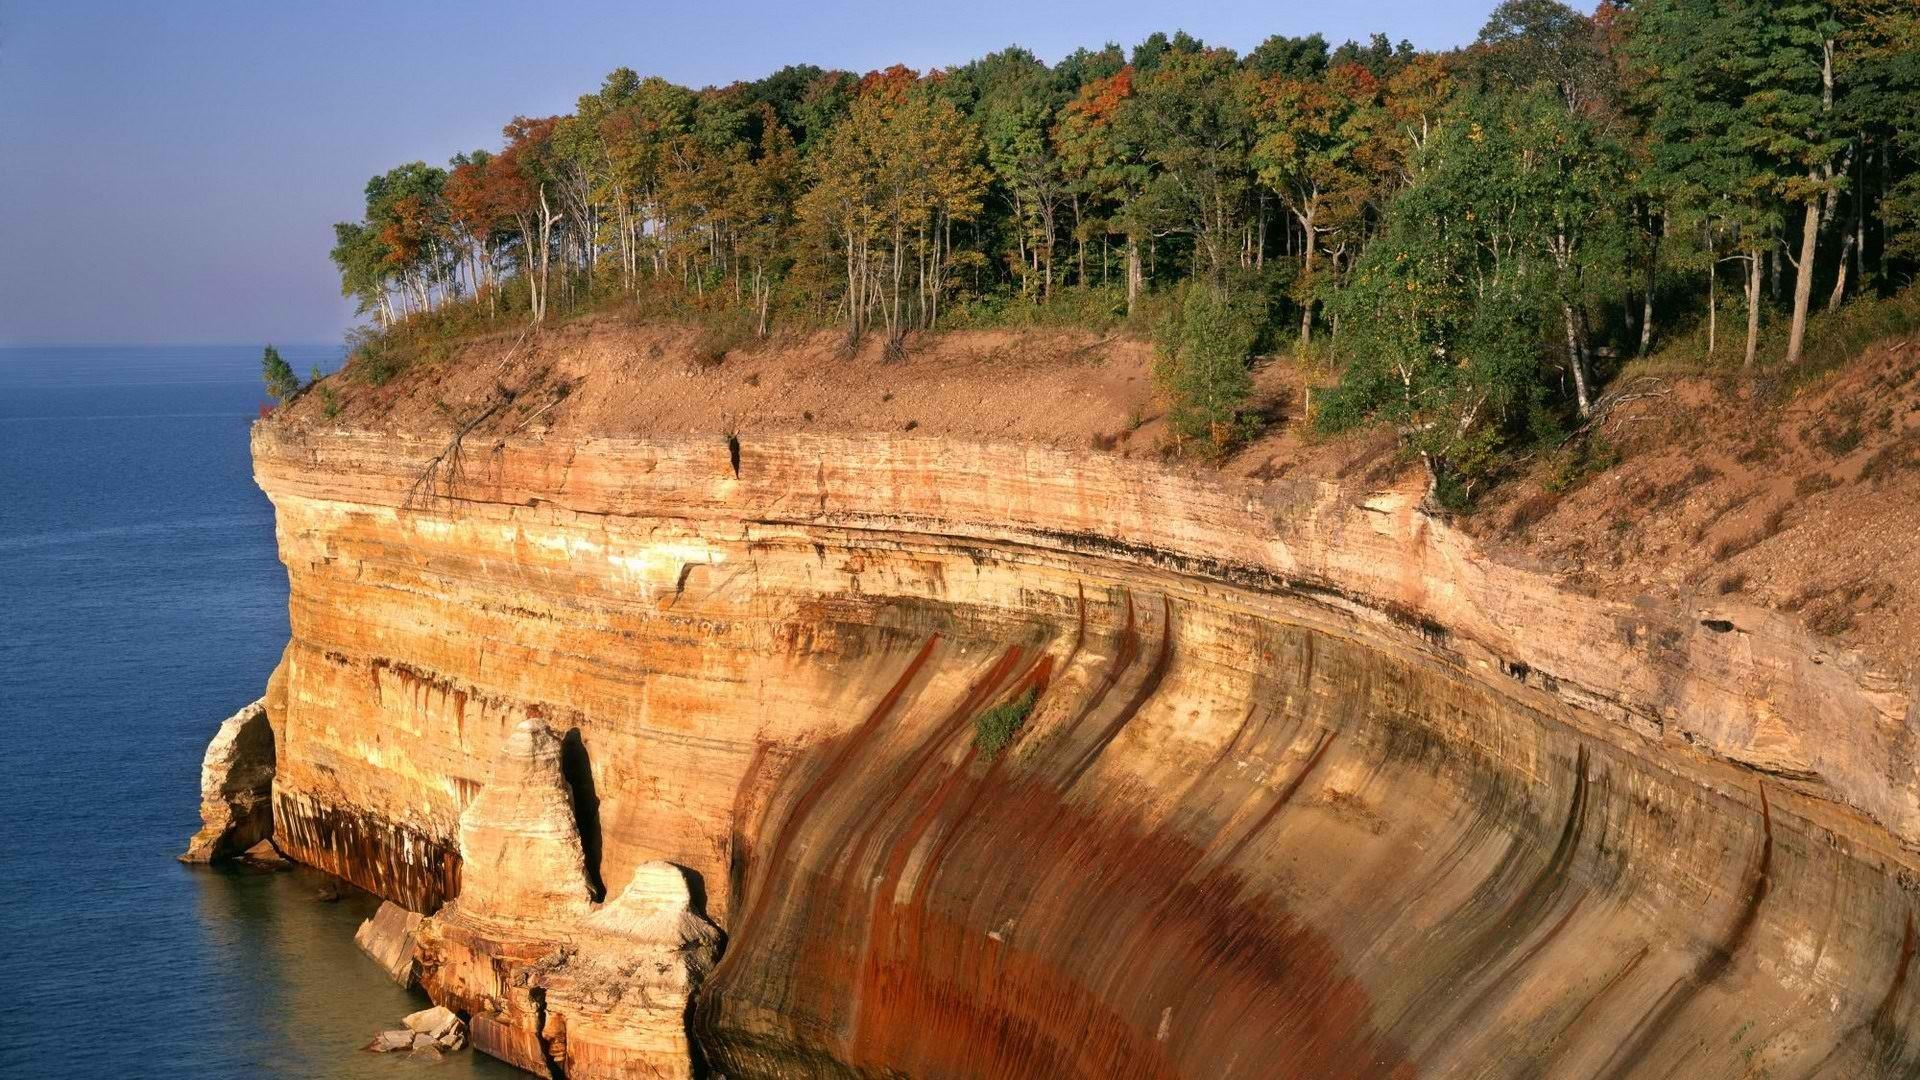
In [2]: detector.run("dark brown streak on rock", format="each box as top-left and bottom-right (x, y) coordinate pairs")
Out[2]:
(1213, 727), (1337, 870)
(1199, 703), (1265, 779)
(1405, 743), (1594, 1053)
(899, 652), (1059, 916)
(1873, 910), (1918, 1057)
(1059, 594), (1174, 792)
(1437, 893), (1589, 1062)
(724, 740), (779, 927)
(1525, 943), (1650, 1080)
(270, 791), (459, 912)
(838, 645), (1026, 882)
(1596, 782), (1774, 1080)
(720, 633), (939, 956)
(1808, 907), (1920, 1077)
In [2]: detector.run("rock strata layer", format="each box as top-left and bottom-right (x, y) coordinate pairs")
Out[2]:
(244, 425), (1920, 1078)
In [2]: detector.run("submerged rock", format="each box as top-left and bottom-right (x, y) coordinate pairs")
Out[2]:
(363, 1029), (413, 1053)
(179, 698), (274, 863)
(236, 839), (292, 872)
(353, 900), (424, 987)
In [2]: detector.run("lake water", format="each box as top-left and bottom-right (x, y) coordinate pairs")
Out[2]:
(0, 346), (519, 1078)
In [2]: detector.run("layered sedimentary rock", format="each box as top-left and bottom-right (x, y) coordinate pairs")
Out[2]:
(413, 717), (721, 1078)
(248, 423), (1920, 1078)
(180, 697), (275, 862)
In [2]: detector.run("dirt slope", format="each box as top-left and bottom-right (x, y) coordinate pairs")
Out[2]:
(1471, 336), (1920, 672)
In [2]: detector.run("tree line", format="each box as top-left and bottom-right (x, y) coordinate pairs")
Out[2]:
(329, 0), (1919, 490)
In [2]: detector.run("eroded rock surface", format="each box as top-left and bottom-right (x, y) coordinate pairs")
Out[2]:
(249, 425), (1920, 1078)
(180, 697), (275, 863)
(413, 719), (721, 1079)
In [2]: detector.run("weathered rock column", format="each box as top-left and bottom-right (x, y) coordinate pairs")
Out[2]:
(180, 698), (275, 863)
(414, 719), (722, 1079)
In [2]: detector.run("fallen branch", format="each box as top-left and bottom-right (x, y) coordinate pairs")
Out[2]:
(1563, 375), (1670, 443)
(404, 327), (535, 510)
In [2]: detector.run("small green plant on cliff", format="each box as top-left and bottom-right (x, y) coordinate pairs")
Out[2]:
(974, 688), (1039, 758)
(307, 365), (342, 419)
(261, 345), (300, 402)
(1153, 284), (1262, 458)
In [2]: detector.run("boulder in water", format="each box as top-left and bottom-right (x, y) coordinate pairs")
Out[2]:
(363, 1029), (414, 1053)
(402, 1005), (466, 1051)
(353, 901), (424, 987)
(179, 698), (274, 863)
(236, 839), (292, 871)
(365, 1007), (466, 1055)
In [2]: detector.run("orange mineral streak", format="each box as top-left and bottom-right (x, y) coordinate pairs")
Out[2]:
(699, 603), (1411, 1080)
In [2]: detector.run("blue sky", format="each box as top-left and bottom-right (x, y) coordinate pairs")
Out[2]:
(0, 1), (1498, 345)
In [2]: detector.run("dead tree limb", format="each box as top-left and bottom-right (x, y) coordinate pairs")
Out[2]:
(404, 327), (536, 511)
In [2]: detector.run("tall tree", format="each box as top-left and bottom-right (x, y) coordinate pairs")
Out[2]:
(1253, 62), (1382, 345)
(971, 48), (1070, 297)
(1117, 47), (1258, 288)
(498, 117), (566, 322)
(730, 105), (800, 335)
(798, 77), (986, 351)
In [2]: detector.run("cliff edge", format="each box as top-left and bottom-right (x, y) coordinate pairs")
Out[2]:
(229, 322), (1920, 1078)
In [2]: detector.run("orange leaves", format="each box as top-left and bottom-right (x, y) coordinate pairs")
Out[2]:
(857, 65), (921, 106)
(1063, 66), (1135, 129)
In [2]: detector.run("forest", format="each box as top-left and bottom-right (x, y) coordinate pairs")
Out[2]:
(324, 0), (1920, 497)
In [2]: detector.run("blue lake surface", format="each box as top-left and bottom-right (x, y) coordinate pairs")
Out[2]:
(0, 346), (519, 1078)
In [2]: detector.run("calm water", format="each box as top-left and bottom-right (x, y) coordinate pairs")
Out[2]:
(0, 347), (519, 1078)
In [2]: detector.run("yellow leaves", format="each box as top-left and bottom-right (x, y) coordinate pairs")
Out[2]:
(1468, 123), (1485, 144)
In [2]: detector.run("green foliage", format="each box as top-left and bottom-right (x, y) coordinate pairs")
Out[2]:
(1116, 48), (1258, 286)
(309, 365), (341, 419)
(1541, 435), (1620, 493)
(1318, 95), (1594, 500)
(1154, 283), (1262, 455)
(347, 335), (411, 387)
(974, 688), (1039, 758)
(260, 345), (300, 402)
(317, 8), (1916, 449)
(944, 285), (1131, 331)
(1627, 286), (1920, 385)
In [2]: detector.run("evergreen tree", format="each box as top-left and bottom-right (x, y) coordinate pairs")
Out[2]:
(261, 345), (300, 403)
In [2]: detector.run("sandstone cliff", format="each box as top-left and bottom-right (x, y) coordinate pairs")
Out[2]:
(221, 327), (1920, 1077)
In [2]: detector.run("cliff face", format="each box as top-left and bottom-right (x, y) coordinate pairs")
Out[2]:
(249, 418), (1920, 1078)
